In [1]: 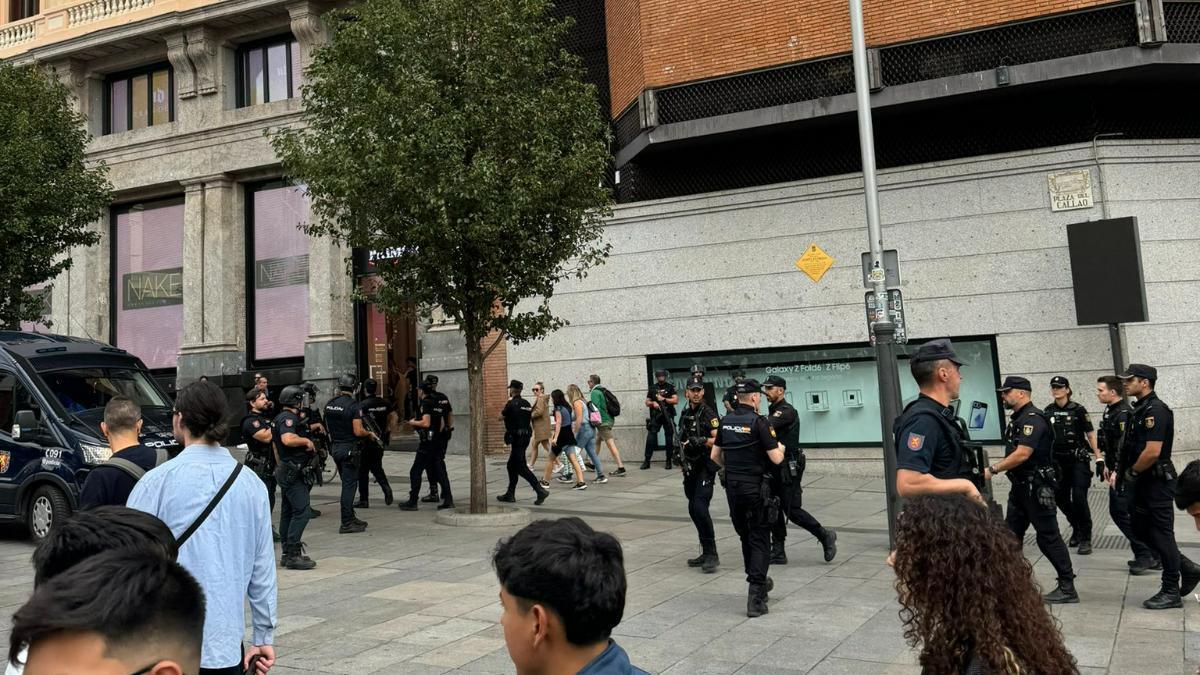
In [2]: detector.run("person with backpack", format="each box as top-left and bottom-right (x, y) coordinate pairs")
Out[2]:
(588, 374), (627, 476)
(568, 384), (606, 484)
(78, 397), (167, 510)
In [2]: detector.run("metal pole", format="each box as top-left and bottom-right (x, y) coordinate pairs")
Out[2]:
(850, 0), (902, 547)
(1108, 323), (1125, 375)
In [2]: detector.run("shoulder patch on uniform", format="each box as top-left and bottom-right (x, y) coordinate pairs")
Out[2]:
(772, 411), (782, 417)
(769, 427), (776, 438)
(286, 419), (294, 427)
(252, 420), (261, 428)
(1119, 421), (1126, 432)
(1023, 424), (1034, 436)
(711, 417), (719, 428)
(1146, 417), (1155, 429)
(906, 433), (924, 451)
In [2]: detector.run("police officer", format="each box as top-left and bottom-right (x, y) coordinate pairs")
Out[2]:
(677, 379), (721, 573)
(420, 374), (454, 508)
(357, 378), (395, 508)
(1045, 376), (1101, 555)
(641, 369), (678, 470)
(984, 376), (1077, 603)
(399, 382), (448, 511)
(497, 380), (549, 504)
(1096, 374), (1159, 574)
(1117, 364), (1200, 609)
(893, 339), (985, 501)
(324, 374), (376, 534)
(711, 379), (785, 618)
(242, 389), (279, 542)
(722, 370), (747, 414)
(762, 375), (837, 565)
(274, 385), (318, 570)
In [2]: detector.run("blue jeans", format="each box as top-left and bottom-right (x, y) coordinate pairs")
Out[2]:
(576, 424), (603, 479)
(331, 442), (359, 525)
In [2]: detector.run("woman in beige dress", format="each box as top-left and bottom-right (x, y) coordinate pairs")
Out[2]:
(529, 382), (552, 468)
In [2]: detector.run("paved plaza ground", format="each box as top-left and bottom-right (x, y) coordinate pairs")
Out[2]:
(3, 451), (1200, 674)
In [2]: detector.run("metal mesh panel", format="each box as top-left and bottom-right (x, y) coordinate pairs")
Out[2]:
(880, 3), (1138, 87)
(613, 102), (642, 149)
(1166, 1), (1200, 42)
(656, 56), (855, 126)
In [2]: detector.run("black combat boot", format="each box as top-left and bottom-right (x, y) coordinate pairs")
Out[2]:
(639, 461), (651, 470)
(398, 494), (419, 511)
(701, 540), (720, 574)
(770, 539), (788, 565)
(279, 543), (294, 568)
(665, 456), (673, 470)
(421, 491), (440, 503)
(763, 576), (774, 602)
(1143, 587), (1183, 610)
(1129, 557), (1163, 575)
(1068, 530), (1079, 547)
(1181, 556), (1200, 596)
(534, 487), (550, 505)
(437, 500), (456, 510)
(747, 585), (769, 618)
(380, 479), (394, 506)
(354, 500), (369, 508)
(1044, 576), (1079, 604)
(819, 529), (838, 562)
(496, 492), (516, 503)
(1077, 539), (1093, 555)
(339, 521), (367, 534)
(284, 544), (317, 570)
(687, 546), (706, 567)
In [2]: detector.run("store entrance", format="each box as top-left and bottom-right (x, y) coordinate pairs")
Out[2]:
(358, 275), (419, 443)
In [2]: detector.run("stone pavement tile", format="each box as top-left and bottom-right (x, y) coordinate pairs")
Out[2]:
(807, 657), (921, 674)
(374, 662), (453, 675)
(806, 476), (874, 491)
(410, 635), (507, 668)
(452, 647), (519, 674)
(1062, 635), (1115, 669)
(830, 608), (911, 664)
(319, 639), (438, 674)
(366, 579), (492, 602)
(273, 614), (328, 638)
(399, 617), (496, 648)
(1118, 606), (1186, 632)
(1184, 631), (1200, 662)
(825, 562), (885, 581)
(1057, 607), (1120, 637)
(659, 656), (744, 674)
(422, 593), (501, 619)
(743, 634), (840, 672)
(355, 612), (449, 641)
(274, 635), (390, 672)
(1108, 627), (1189, 674)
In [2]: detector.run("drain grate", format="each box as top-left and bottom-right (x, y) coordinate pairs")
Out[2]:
(1020, 485), (1130, 550)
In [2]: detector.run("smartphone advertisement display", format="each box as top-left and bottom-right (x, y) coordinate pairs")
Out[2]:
(647, 337), (1003, 446)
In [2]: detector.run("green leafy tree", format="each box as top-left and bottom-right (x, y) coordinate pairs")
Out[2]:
(0, 63), (111, 330)
(272, 0), (612, 512)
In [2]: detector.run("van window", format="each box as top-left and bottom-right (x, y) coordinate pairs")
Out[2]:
(37, 368), (171, 415)
(0, 371), (35, 434)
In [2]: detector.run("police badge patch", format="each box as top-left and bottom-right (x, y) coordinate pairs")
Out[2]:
(1146, 417), (1155, 429)
(253, 420), (261, 428)
(1023, 425), (1034, 436)
(907, 433), (924, 451)
(286, 419), (294, 427)
(710, 418), (719, 428)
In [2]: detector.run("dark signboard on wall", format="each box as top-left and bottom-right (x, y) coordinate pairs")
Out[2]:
(1066, 216), (1148, 325)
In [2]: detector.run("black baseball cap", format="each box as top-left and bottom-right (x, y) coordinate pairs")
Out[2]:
(1118, 364), (1157, 381)
(997, 376), (1032, 392)
(734, 379), (763, 394)
(911, 338), (964, 366)
(762, 375), (787, 389)
(685, 379), (704, 391)
(424, 374), (439, 385)
(1050, 375), (1070, 388)
(508, 379), (523, 390)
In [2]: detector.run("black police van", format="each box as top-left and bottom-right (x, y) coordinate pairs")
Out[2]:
(0, 331), (179, 542)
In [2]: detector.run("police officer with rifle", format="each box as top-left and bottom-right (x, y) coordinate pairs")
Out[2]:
(711, 379), (784, 618)
(325, 374), (377, 534)
(1045, 375), (1101, 555)
(677, 379), (721, 573)
(242, 388), (279, 542)
(296, 383), (328, 517)
(985, 376), (1077, 604)
(641, 369), (678, 470)
(357, 378), (395, 508)
(274, 385), (318, 570)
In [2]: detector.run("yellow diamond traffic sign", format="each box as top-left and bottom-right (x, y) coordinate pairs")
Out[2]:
(796, 244), (834, 283)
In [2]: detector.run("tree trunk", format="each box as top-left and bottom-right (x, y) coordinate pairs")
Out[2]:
(466, 336), (488, 513)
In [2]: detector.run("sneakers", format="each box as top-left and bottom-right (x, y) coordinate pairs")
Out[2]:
(614, 467), (627, 477)
(539, 480), (551, 489)
(585, 461), (596, 471)
(556, 475), (575, 483)
(421, 493), (440, 503)
(595, 476), (609, 484)
(534, 488), (550, 505)
(1143, 589), (1183, 610)
(573, 482), (588, 491)
(496, 493), (516, 503)
(820, 530), (839, 563)
(339, 521), (367, 534)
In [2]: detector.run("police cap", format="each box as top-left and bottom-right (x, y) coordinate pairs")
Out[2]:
(996, 376), (1032, 392)
(732, 369), (746, 380)
(685, 379), (704, 391)
(509, 379), (524, 390)
(911, 338), (964, 366)
(1118, 363), (1157, 382)
(735, 379), (763, 394)
(654, 369), (668, 378)
(279, 385), (305, 407)
(337, 373), (358, 391)
(690, 364), (705, 376)
(424, 374), (439, 385)
(1049, 375), (1070, 388)
(762, 375), (787, 389)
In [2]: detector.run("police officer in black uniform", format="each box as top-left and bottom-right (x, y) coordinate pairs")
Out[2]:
(1096, 374), (1159, 574)
(712, 379), (785, 618)
(498, 380), (550, 505)
(274, 385), (317, 570)
(678, 378), (721, 573)
(242, 388), (279, 542)
(420, 375), (454, 508)
(357, 378), (395, 508)
(985, 376), (1077, 603)
(1117, 364), (1200, 609)
(399, 382), (448, 511)
(641, 369), (678, 470)
(722, 369), (746, 414)
(762, 375), (837, 565)
(1045, 375), (1101, 555)
(324, 374), (376, 534)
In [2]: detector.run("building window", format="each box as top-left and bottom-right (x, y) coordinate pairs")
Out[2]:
(104, 64), (173, 135)
(111, 198), (185, 371)
(647, 337), (1004, 446)
(247, 181), (310, 363)
(8, 0), (39, 21)
(237, 36), (301, 107)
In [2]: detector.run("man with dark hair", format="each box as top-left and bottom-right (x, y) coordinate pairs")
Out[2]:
(493, 518), (646, 675)
(400, 383), (447, 511)
(721, 369), (747, 414)
(242, 389), (279, 543)
(1096, 375), (1158, 574)
(30, 506), (177, 587)
(78, 397), (164, 509)
(128, 381), (278, 674)
(357, 378), (395, 507)
(10, 551), (205, 675)
(1174, 459), (1200, 530)
(893, 339), (982, 501)
(419, 374), (455, 508)
(1116, 364), (1200, 609)
(324, 374), (375, 534)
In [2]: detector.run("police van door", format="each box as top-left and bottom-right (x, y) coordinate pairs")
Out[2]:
(0, 369), (42, 516)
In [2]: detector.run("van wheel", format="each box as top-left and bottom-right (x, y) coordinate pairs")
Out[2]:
(27, 486), (70, 543)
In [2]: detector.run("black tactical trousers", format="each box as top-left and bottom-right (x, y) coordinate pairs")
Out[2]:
(644, 415), (674, 464)
(1131, 476), (1182, 590)
(683, 462), (716, 542)
(276, 463), (312, 548)
(1109, 485), (1157, 562)
(725, 473), (771, 586)
(409, 449), (441, 501)
(357, 441), (390, 502)
(770, 454), (824, 544)
(1006, 478), (1074, 580)
(1054, 457), (1093, 540)
(425, 438), (452, 499)
(248, 455), (277, 513)
(330, 442), (359, 525)
(506, 431), (541, 494)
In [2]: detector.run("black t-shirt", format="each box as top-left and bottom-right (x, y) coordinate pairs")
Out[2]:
(78, 444), (159, 510)
(360, 396), (393, 436)
(416, 397), (444, 451)
(324, 394), (363, 444)
(894, 395), (966, 479)
(432, 391), (453, 438)
(717, 404), (777, 477)
(1004, 402), (1052, 480)
(646, 382), (678, 419)
(766, 400), (801, 453)
(1124, 392), (1174, 470)
(273, 410), (310, 464)
(502, 396), (533, 433)
(241, 413), (273, 457)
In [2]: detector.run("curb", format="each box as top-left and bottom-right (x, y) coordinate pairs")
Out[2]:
(434, 505), (533, 527)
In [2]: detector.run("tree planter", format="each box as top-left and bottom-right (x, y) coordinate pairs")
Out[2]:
(434, 505), (532, 528)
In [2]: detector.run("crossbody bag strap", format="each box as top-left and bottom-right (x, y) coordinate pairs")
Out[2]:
(176, 464), (243, 547)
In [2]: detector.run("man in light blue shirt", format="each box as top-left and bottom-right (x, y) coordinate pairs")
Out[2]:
(129, 381), (277, 675)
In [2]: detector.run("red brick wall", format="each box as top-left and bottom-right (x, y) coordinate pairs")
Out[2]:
(480, 331), (509, 455)
(606, 0), (1118, 117)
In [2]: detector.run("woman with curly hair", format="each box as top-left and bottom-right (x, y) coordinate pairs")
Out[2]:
(893, 494), (1078, 674)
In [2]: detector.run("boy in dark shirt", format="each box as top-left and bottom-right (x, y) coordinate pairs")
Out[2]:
(78, 397), (162, 510)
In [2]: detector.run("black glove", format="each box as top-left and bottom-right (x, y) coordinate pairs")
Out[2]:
(1095, 458), (1105, 480)
(446, 427), (454, 441)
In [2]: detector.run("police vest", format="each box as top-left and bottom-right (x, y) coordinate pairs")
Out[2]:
(1098, 401), (1131, 467)
(679, 404), (717, 462)
(324, 394), (359, 444)
(719, 407), (767, 477)
(892, 400), (975, 483)
(1046, 401), (1084, 454)
(1004, 407), (1053, 480)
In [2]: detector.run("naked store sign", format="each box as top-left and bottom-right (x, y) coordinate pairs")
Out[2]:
(123, 268), (183, 310)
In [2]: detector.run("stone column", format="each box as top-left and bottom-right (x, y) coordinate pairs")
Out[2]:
(50, 219), (108, 341)
(303, 227), (356, 395)
(177, 175), (246, 384)
(288, 0), (328, 70)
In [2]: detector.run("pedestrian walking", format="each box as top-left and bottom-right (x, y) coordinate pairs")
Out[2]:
(78, 397), (165, 509)
(542, 389), (587, 491)
(1095, 375), (1159, 574)
(588, 375), (627, 475)
(530, 382), (552, 469)
(400, 382), (452, 510)
(569, 384), (606, 484)
(498, 380), (550, 505)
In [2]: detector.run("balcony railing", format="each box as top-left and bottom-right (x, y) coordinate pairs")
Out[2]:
(0, 17), (37, 48)
(65, 0), (153, 28)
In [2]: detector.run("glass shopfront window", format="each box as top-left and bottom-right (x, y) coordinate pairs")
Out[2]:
(111, 198), (185, 371)
(247, 182), (310, 363)
(647, 337), (1004, 446)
